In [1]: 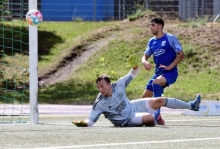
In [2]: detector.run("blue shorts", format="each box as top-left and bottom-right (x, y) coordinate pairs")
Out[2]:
(146, 70), (178, 93)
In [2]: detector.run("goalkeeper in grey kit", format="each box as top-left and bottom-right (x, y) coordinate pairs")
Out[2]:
(73, 55), (201, 127)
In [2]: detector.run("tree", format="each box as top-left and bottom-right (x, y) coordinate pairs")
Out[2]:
(1, 0), (10, 23)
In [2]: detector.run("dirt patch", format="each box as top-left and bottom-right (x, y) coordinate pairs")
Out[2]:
(38, 15), (220, 87)
(39, 34), (117, 86)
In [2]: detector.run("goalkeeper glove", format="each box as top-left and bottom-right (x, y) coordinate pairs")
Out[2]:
(72, 120), (88, 127)
(127, 54), (139, 69)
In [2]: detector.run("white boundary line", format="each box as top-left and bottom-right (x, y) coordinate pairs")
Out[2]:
(165, 119), (220, 122)
(1, 118), (219, 126)
(29, 137), (220, 149)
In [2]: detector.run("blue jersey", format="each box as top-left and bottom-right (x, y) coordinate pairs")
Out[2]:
(88, 72), (136, 127)
(144, 33), (182, 74)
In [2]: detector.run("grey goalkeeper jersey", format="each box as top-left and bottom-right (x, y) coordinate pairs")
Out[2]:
(88, 69), (139, 127)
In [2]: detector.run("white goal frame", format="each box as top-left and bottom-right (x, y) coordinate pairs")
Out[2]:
(29, 0), (39, 124)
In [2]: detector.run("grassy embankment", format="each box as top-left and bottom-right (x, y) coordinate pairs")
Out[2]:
(39, 15), (220, 104)
(1, 13), (220, 104)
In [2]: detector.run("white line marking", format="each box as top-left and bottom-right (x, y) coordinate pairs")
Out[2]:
(30, 137), (220, 149)
(166, 119), (220, 122)
(1, 118), (218, 126)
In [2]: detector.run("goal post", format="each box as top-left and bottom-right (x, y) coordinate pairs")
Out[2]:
(29, 0), (39, 124)
(0, 0), (33, 124)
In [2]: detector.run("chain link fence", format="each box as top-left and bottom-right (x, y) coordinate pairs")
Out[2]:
(3, 0), (220, 21)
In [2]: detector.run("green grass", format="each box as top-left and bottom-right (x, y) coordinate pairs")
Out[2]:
(37, 21), (117, 75)
(38, 26), (220, 103)
(1, 16), (220, 104)
(128, 9), (148, 21)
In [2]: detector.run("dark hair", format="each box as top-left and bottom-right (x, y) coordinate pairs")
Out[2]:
(96, 74), (111, 84)
(150, 17), (164, 28)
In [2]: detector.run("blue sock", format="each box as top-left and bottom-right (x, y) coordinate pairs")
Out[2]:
(152, 83), (162, 113)
(152, 84), (162, 97)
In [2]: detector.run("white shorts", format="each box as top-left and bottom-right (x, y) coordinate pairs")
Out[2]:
(126, 99), (156, 127)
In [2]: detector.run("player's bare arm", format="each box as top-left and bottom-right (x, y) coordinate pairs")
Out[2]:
(141, 54), (152, 70)
(159, 50), (185, 70)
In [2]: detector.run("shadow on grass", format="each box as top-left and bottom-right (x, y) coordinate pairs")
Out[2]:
(0, 24), (63, 60)
(38, 79), (98, 105)
(0, 24), (63, 90)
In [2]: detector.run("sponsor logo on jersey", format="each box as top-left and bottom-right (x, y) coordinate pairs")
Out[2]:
(161, 41), (166, 46)
(153, 49), (165, 56)
(115, 101), (126, 114)
(117, 93), (123, 99)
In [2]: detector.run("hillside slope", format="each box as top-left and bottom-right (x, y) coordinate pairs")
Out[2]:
(38, 14), (220, 104)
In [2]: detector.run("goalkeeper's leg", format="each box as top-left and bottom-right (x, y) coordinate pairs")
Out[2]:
(148, 95), (201, 112)
(127, 113), (155, 127)
(145, 95), (201, 125)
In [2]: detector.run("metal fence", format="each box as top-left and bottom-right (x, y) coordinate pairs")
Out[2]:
(178, 0), (220, 20)
(3, 0), (220, 21)
(146, 0), (179, 18)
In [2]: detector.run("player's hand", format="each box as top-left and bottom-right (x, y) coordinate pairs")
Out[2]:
(72, 120), (88, 127)
(159, 64), (171, 70)
(143, 61), (152, 70)
(127, 54), (139, 69)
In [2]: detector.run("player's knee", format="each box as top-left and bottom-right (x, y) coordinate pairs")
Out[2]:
(155, 97), (165, 106)
(152, 79), (160, 85)
(142, 114), (155, 126)
(152, 78), (166, 87)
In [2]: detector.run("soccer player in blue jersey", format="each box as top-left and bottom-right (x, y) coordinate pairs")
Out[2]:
(73, 56), (200, 127)
(141, 17), (185, 125)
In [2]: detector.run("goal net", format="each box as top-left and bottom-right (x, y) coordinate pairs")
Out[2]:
(0, 0), (38, 124)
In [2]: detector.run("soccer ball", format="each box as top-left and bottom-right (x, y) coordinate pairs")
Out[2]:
(26, 9), (43, 26)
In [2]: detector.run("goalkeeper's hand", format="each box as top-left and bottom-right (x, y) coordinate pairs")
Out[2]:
(72, 120), (88, 127)
(127, 54), (139, 69)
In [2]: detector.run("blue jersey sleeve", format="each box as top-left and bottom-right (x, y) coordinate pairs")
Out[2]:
(144, 37), (155, 56)
(166, 33), (182, 53)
